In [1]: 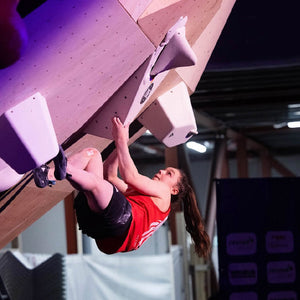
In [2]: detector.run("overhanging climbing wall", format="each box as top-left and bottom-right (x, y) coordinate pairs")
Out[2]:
(0, 0), (236, 248)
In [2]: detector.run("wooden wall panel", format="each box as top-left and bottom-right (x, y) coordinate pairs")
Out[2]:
(138, 0), (222, 47)
(0, 0), (154, 144)
(176, 0), (236, 92)
(118, 0), (153, 21)
(137, 0), (236, 93)
(0, 180), (72, 249)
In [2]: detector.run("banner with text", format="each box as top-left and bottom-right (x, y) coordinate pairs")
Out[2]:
(216, 178), (300, 300)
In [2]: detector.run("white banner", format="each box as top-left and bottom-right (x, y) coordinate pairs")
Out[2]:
(65, 253), (176, 300)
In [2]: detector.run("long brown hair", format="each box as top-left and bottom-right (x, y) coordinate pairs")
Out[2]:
(171, 170), (211, 258)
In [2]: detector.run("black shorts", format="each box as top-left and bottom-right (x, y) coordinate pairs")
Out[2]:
(74, 186), (132, 239)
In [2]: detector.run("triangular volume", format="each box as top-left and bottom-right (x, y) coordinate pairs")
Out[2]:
(0, 92), (59, 174)
(150, 16), (197, 77)
(138, 81), (198, 147)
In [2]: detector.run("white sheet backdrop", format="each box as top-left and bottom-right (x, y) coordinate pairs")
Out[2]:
(65, 252), (176, 300)
(9, 246), (183, 300)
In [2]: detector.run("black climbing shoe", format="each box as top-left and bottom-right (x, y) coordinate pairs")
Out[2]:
(53, 145), (67, 180)
(33, 164), (56, 188)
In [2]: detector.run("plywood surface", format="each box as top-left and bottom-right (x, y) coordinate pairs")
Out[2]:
(118, 0), (153, 21)
(138, 0), (236, 92)
(176, 0), (236, 91)
(0, 0), (154, 143)
(138, 0), (222, 47)
(0, 179), (71, 249)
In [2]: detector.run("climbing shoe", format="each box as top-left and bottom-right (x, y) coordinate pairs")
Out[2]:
(33, 164), (56, 188)
(53, 145), (67, 180)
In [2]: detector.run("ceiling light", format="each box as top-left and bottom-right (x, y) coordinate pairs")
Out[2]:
(273, 122), (286, 129)
(287, 121), (300, 128)
(186, 141), (207, 153)
(288, 104), (300, 109)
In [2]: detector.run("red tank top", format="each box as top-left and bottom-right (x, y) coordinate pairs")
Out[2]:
(97, 194), (170, 253)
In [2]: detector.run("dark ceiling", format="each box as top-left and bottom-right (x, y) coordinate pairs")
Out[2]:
(194, 0), (300, 154)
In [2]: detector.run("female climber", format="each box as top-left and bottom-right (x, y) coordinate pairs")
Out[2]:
(33, 117), (210, 257)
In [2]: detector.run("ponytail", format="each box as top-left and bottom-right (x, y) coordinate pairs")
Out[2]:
(172, 170), (211, 258)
